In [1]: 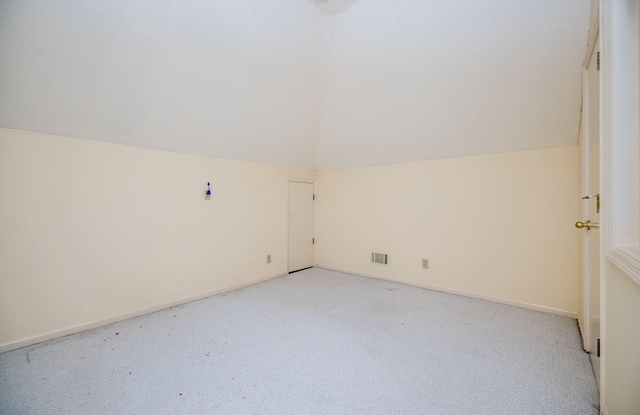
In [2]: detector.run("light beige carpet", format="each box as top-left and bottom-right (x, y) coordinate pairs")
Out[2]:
(0, 267), (599, 414)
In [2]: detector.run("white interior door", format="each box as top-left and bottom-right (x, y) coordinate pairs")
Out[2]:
(581, 40), (600, 386)
(288, 182), (314, 272)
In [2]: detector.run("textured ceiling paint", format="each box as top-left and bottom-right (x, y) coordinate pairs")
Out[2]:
(0, 0), (331, 168)
(315, 0), (591, 169)
(0, 1), (590, 170)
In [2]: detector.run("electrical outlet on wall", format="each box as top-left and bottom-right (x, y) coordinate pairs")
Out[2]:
(422, 259), (429, 269)
(267, 255), (271, 264)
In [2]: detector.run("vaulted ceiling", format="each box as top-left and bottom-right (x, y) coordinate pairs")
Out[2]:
(0, 0), (590, 170)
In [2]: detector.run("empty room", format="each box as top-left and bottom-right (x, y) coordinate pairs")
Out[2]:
(1, 0), (639, 414)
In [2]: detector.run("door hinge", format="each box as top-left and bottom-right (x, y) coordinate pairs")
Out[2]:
(597, 338), (600, 357)
(597, 51), (600, 71)
(582, 194), (600, 213)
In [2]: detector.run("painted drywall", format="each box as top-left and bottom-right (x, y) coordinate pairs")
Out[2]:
(314, 147), (581, 314)
(601, 1), (640, 411)
(0, 1), (330, 169)
(0, 128), (314, 350)
(604, 264), (640, 413)
(0, 1), (590, 170)
(316, 0), (590, 169)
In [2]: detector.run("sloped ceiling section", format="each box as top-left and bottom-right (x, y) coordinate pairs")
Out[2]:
(0, 0), (330, 169)
(0, 0), (590, 170)
(316, 0), (590, 169)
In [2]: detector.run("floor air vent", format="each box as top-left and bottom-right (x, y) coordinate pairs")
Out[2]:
(371, 252), (388, 265)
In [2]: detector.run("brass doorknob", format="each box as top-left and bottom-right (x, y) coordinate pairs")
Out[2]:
(575, 220), (599, 230)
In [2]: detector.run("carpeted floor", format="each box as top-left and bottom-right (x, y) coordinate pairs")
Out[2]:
(0, 268), (599, 414)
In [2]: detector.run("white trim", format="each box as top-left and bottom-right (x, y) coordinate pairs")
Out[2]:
(287, 181), (292, 274)
(602, 405), (610, 415)
(594, 0), (613, 413)
(0, 272), (287, 354)
(316, 264), (578, 319)
(580, 63), (592, 351)
(607, 246), (640, 287)
(583, 2), (600, 68)
(599, 0), (610, 409)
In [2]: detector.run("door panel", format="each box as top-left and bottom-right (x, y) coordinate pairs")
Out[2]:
(288, 182), (314, 272)
(582, 41), (600, 387)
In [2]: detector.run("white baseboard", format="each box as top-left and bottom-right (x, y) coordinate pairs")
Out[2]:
(0, 272), (287, 354)
(316, 264), (578, 319)
(2, 266), (578, 354)
(602, 406), (609, 415)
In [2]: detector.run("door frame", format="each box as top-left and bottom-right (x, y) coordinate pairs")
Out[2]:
(287, 178), (315, 273)
(580, 9), (600, 355)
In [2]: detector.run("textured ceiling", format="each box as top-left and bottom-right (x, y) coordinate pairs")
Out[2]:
(0, 0), (590, 170)
(313, 0), (361, 15)
(316, 0), (590, 169)
(0, 0), (330, 169)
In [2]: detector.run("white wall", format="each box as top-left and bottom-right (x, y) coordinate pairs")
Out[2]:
(604, 264), (640, 413)
(315, 147), (581, 314)
(600, 0), (640, 411)
(0, 128), (314, 351)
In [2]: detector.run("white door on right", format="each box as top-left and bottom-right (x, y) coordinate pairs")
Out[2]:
(580, 41), (600, 387)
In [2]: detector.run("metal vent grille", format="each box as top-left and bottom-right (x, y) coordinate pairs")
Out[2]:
(371, 252), (388, 265)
